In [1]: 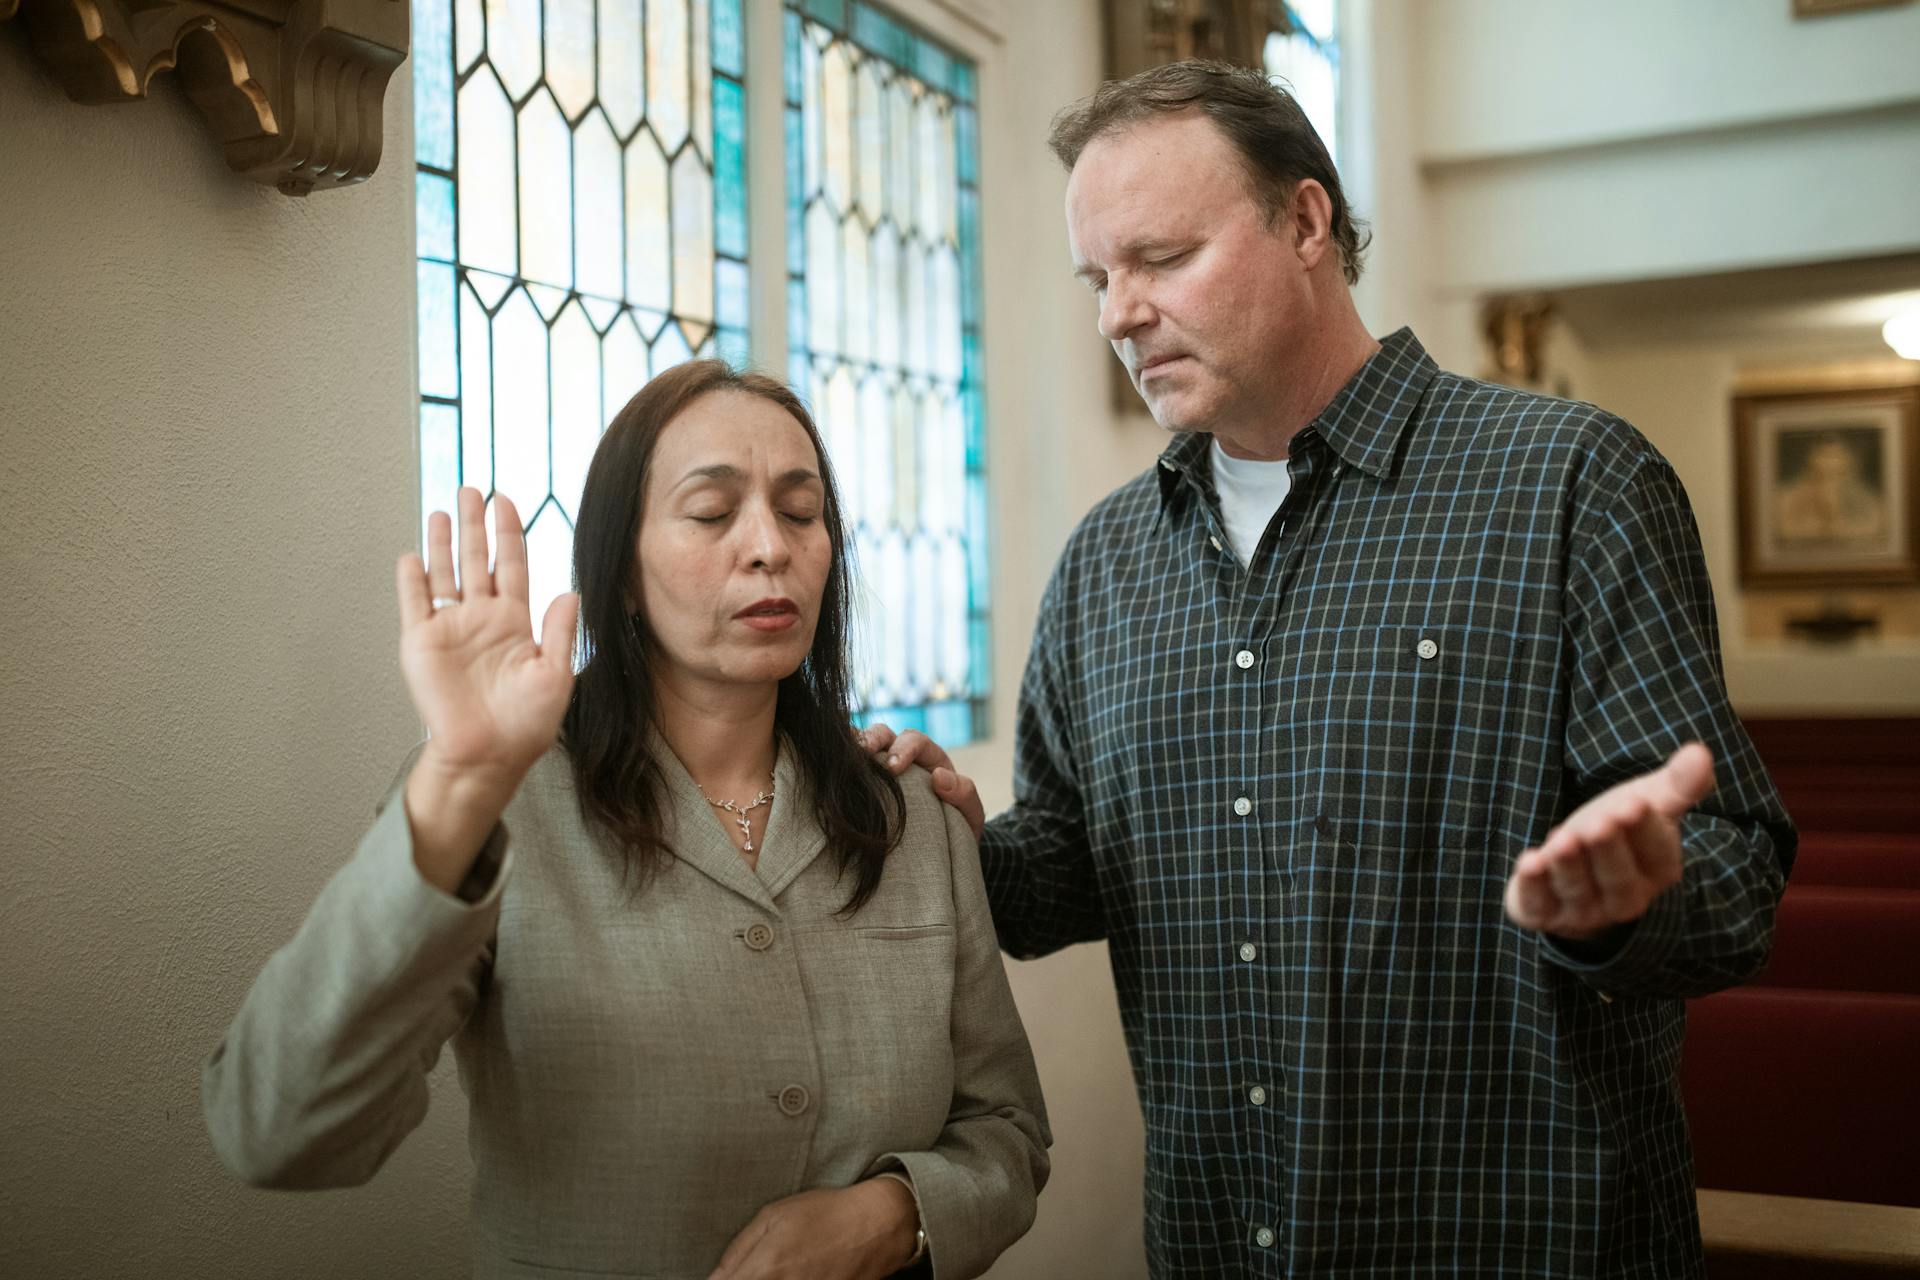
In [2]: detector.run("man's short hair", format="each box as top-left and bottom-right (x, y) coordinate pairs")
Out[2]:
(1047, 58), (1369, 286)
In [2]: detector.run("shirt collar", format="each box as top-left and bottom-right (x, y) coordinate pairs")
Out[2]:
(1156, 327), (1439, 504)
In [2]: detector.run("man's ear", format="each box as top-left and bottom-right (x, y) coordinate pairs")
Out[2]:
(1289, 179), (1335, 272)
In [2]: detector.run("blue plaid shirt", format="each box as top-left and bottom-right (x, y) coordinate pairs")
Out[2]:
(979, 329), (1794, 1278)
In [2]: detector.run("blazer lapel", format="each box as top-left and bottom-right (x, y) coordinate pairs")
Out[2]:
(754, 741), (829, 900)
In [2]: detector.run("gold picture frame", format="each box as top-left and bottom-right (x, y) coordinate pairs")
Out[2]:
(1733, 384), (1920, 588)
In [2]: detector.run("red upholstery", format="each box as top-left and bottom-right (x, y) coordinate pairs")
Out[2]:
(1682, 987), (1920, 1208)
(1750, 886), (1920, 995)
(1792, 832), (1920, 891)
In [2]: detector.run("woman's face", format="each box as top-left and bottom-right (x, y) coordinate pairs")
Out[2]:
(635, 389), (834, 697)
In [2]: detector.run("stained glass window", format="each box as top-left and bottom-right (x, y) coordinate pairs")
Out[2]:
(785, 0), (989, 745)
(413, 0), (749, 621)
(1264, 0), (1338, 163)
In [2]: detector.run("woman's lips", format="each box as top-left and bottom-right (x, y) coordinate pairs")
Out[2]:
(734, 599), (800, 632)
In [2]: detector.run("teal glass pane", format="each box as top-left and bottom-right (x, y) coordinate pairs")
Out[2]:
(968, 617), (991, 702)
(716, 258), (749, 330)
(785, 107), (806, 271)
(853, 2), (908, 66)
(784, 8), (804, 103)
(417, 260), (458, 399)
(417, 172), (456, 262)
(800, 0), (846, 34)
(716, 327), (750, 367)
(966, 470), (989, 601)
(713, 0), (745, 77)
(714, 77), (748, 259)
(955, 105), (977, 184)
(953, 58), (975, 104)
(926, 700), (971, 747)
(787, 280), (807, 355)
(412, 0), (453, 169)
(914, 38), (952, 97)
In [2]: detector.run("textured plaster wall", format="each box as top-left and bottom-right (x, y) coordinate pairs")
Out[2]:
(0, 1), (1162, 1273)
(0, 37), (469, 1278)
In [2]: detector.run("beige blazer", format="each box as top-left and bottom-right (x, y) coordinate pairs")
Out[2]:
(203, 741), (1050, 1279)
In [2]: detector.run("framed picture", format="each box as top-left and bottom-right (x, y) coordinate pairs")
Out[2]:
(1733, 384), (1920, 588)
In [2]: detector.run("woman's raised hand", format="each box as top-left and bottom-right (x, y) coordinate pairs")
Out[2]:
(398, 487), (580, 778)
(395, 488), (579, 891)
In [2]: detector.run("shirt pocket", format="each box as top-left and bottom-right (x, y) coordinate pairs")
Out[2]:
(1295, 625), (1522, 847)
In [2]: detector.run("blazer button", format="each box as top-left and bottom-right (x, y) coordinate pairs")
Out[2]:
(744, 922), (775, 951)
(777, 1084), (811, 1116)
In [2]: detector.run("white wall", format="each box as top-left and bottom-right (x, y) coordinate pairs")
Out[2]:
(1373, 0), (1920, 302)
(0, 37), (461, 1279)
(0, 1), (1163, 1276)
(1579, 340), (1920, 714)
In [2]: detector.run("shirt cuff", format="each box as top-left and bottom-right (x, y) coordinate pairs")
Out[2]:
(1539, 879), (1685, 995)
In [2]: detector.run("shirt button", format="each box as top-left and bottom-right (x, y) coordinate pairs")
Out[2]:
(744, 922), (775, 951)
(1209, 534), (1224, 552)
(1254, 1226), (1276, 1248)
(1234, 649), (1254, 669)
(777, 1084), (811, 1116)
(1233, 796), (1253, 817)
(1248, 1085), (1268, 1106)
(1238, 942), (1257, 962)
(1416, 638), (1438, 660)
(1158, 457), (1177, 472)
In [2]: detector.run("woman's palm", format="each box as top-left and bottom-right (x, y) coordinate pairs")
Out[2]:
(397, 489), (580, 780)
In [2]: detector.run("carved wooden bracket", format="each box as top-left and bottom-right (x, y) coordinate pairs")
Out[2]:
(3, 0), (408, 195)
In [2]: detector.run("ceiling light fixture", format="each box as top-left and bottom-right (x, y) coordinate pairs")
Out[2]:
(1886, 309), (1920, 360)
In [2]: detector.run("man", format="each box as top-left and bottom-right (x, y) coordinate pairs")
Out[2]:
(870, 60), (1794, 1277)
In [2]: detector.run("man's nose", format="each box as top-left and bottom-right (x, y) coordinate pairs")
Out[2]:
(1098, 274), (1152, 344)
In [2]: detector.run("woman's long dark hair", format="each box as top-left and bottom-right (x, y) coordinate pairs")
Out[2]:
(561, 359), (903, 913)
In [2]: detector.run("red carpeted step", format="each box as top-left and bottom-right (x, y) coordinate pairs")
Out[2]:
(1792, 832), (1920, 891)
(1750, 886), (1920, 995)
(1683, 987), (1920, 1207)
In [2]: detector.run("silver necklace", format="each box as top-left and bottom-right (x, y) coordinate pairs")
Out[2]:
(699, 773), (775, 852)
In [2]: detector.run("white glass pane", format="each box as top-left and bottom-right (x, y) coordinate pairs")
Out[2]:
(575, 109), (624, 303)
(603, 311), (648, 425)
(545, 0), (595, 120)
(551, 301), (601, 521)
(491, 288), (551, 518)
(458, 70), (518, 277)
(524, 504), (576, 636)
(460, 281), (495, 494)
(624, 131), (673, 313)
(599, 0), (644, 135)
(647, 0), (691, 154)
(518, 90), (574, 291)
(670, 147), (714, 323)
(486, 0), (542, 98)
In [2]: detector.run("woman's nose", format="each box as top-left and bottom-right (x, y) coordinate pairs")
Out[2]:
(739, 504), (790, 571)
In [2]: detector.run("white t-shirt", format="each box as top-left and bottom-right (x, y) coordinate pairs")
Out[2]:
(1209, 438), (1294, 568)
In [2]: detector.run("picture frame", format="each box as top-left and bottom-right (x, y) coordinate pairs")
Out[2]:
(1732, 384), (1920, 588)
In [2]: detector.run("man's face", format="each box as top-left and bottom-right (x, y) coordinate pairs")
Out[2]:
(1066, 112), (1316, 438)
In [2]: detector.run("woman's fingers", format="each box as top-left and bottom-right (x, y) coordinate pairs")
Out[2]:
(397, 552), (433, 627)
(492, 493), (529, 604)
(457, 486), (493, 598)
(539, 592), (580, 674)
(425, 508), (458, 603)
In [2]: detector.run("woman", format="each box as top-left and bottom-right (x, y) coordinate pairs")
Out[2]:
(203, 362), (1049, 1279)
